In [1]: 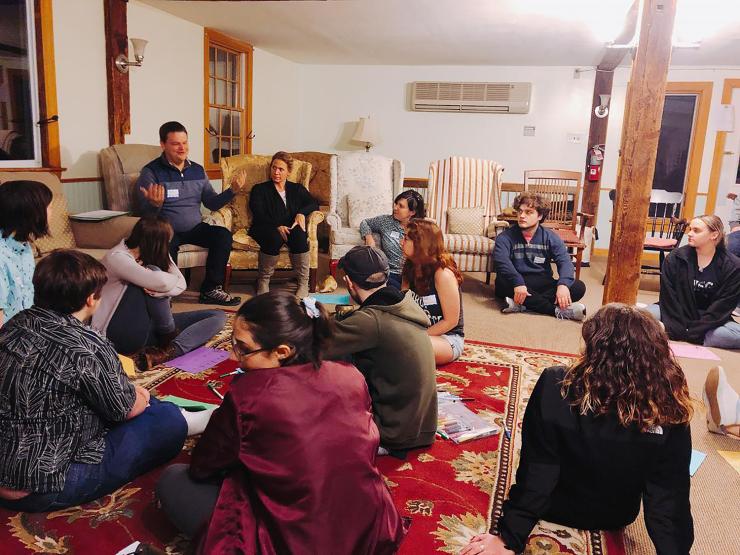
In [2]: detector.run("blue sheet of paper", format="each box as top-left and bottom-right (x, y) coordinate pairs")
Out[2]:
(690, 449), (706, 476)
(310, 293), (352, 305)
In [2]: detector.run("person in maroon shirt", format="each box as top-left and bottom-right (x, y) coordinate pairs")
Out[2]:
(461, 304), (694, 555)
(156, 290), (405, 554)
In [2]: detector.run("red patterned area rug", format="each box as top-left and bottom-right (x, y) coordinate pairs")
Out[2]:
(0, 324), (626, 555)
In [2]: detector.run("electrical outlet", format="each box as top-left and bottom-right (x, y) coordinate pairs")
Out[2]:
(567, 132), (584, 144)
(523, 126), (536, 137)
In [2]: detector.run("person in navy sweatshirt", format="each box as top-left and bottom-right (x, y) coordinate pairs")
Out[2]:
(493, 192), (587, 321)
(136, 121), (243, 306)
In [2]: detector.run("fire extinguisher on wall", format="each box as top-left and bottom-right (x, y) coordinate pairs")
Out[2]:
(587, 146), (604, 182)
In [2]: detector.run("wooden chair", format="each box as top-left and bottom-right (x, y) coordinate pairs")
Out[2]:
(523, 170), (593, 279)
(642, 189), (688, 274)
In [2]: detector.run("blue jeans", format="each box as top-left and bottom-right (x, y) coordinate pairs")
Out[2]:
(0, 398), (186, 513)
(728, 230), (740, 258)
(108, 281), (225, 355)
(646, 304), (740, 349)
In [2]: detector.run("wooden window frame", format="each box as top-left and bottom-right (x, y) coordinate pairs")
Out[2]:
(1, 0), (61, 175)
(203, 29), (253, 179)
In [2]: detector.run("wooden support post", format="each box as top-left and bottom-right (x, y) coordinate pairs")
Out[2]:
(603, 0), (677, 305)
(581, 69), (614, 221)
(104, 0), (130, 146)
(581, 0), (639, 222)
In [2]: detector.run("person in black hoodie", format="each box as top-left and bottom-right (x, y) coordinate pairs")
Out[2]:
(460, 304), (694, 555)
(248, 151), (319, 297)
(646, 215), (740, 349)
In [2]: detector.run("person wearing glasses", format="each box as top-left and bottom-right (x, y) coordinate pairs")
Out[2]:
(156, 291), (406, 554)
(248, 151), (319, 298)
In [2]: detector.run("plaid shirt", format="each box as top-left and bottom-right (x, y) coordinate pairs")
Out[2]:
(0, 307), (135, 493)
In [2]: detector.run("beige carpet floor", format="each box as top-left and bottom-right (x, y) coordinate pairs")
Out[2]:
(177, 255), (740, 555)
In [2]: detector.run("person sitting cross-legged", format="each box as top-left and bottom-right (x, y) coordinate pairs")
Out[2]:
(0, 249), (195, 513)
(646, 215), (740, 349)
(493, 192), (587, 321)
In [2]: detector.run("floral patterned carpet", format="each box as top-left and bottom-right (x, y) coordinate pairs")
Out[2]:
(0, 320), (625, 554)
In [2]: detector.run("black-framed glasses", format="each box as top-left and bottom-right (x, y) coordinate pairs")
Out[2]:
(231, 335), (269, 359)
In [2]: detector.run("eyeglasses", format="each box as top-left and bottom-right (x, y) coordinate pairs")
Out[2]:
(231, 335), (269, 359)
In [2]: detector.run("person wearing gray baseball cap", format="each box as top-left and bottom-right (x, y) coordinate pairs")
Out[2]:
(327, 245), (437, 454)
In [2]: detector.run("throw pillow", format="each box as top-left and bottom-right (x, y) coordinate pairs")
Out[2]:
(347, 193), (389, 229)
(447, 207), (485, 235)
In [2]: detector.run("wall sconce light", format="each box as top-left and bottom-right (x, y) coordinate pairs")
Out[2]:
(594, 94), (610, 118)
(115, 38), (148, 73)
(351, 116), (380, 152)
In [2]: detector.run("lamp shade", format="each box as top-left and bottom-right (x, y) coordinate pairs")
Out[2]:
(130, 38), (148, 61)
(352, 117), (380, 147)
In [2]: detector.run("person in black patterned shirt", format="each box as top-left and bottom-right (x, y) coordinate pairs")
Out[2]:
(0, 250), (187, 512)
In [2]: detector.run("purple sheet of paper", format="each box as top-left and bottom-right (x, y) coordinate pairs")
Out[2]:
(168, 347), (231, 374)
(669, 342), (721, 361)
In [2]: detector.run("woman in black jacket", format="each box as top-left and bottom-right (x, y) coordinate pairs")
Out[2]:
(646, 215), (740, 349)
(248, 151), (318, 297)
(460, 304), (694, 555)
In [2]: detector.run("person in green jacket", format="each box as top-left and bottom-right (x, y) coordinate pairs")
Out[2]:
(325, 246), (437, 454)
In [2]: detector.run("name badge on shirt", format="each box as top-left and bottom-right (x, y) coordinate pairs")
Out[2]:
(422, 294), (438, 306)
(166, 188), (180, 198)
(390, 231), (400, 239)
(534, 256), (546, 264)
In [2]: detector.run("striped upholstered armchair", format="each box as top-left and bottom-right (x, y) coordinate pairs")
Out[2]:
(427, 157), (507, 284)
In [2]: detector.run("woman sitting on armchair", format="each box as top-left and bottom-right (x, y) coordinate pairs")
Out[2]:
(248, 151), (319, 297)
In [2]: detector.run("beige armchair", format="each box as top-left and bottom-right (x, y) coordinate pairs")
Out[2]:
(213, 154), (325, 292)
(98, 144), (211, 276)
(427, 157), (507, 284)
(325, 152), (404, 276)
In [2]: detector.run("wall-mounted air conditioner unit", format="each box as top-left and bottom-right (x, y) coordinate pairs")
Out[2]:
(411, 81), (531, 114)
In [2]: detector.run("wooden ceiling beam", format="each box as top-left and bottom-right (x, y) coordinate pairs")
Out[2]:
(603, 0), (677, 305)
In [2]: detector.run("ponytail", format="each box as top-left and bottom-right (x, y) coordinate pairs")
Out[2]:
(237, 291), (334, 368)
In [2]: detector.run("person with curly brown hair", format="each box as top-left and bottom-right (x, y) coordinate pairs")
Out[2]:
(460, 304), (694, 555)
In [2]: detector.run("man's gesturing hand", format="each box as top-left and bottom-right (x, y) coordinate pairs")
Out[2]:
(139, 184), (165, 208)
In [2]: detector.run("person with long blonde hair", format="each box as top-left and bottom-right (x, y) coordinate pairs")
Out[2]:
(646, 214), (740, 349)
(402, 219), (464, 364)
(461, 304), (694, 555)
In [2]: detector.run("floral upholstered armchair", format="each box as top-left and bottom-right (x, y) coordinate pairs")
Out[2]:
(325, 152), (404, 275)
(210, 154), (324, 292)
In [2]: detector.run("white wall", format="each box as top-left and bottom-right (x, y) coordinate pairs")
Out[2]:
(295, 65), (595, 178)
(252, 49), (301, 153)
(52, 0), (108, 178)
(127, 1), (204, 159)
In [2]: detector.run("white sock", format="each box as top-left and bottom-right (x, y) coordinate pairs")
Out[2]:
(180, 408), (216, 436)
